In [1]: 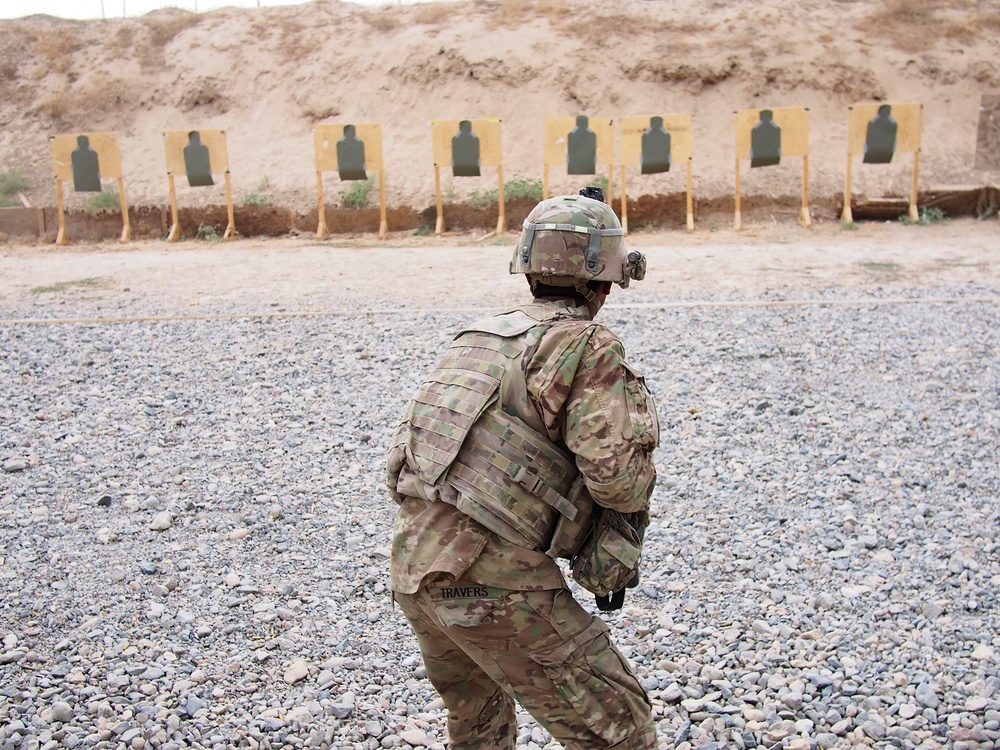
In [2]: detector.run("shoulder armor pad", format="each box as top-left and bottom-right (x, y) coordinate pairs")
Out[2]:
(460, 303), (583, 339)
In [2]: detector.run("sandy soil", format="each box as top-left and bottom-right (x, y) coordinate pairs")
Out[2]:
(2, 218), (997, 320)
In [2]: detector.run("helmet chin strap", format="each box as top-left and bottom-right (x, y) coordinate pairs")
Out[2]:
(573, 280), (598, 304)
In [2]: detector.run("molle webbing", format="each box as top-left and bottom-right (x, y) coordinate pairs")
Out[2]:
(389, 308), (586, 551)
(418, 330), (580, 549)
(439, 334), (577, 549)
(446, 404), (578, 549)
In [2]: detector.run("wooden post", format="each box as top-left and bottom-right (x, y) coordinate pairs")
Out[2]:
(619, 165), (628, 234)
(909, 150), (920, 222)
(842, 153), (854, 223)
(118, 176), (132, 242)
(800, 154), (812, 227)
(496, 164), (506, 235)
(54, 178), (68, 246)
(734, 158), (742, 230)
(607, 165), (614, 214)
(378, 170), (388, 239)
(434, 165), (444, 235)
(316, 171), (328, 239)
(686, 160), (694, 232)
(223, 171), (236, 240)
(167, 173), (181, 242)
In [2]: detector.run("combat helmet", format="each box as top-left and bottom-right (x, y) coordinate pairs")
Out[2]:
(510, 190), (646, 300)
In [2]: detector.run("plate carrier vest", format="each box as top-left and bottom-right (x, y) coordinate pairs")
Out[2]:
(387, 304), (594, 557)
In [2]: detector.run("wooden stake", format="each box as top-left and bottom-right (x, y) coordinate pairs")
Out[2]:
(619, 165), (628, 234)
(842, 154), (854, 223)
(316, 171), (328, 239)
(734, 158), (742, 230)
(118, 176), (132, 242)
(55, 177), (67, 246)
(434, 165), (444, 235)
(167, 173), (181, 242)
(800, 154), (812, 227)
(496, 164), (506, 235)
(686, 160), (694, 232)
(223, 171), (236, 240)
(378, 170), (388, 239)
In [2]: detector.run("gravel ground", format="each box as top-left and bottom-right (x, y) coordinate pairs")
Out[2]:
(1, 272), (999, 750)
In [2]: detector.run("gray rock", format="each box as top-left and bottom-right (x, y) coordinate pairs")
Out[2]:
(50, 701), (73, 723)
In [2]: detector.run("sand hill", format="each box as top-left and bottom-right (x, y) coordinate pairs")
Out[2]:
(1, 0), (998, 231)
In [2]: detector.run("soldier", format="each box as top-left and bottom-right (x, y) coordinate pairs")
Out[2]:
(387, 190), (659, 750)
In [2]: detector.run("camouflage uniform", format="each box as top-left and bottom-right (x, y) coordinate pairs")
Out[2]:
(388, 293), (659, 750)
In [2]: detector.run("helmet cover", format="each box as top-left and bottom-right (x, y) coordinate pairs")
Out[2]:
(510, 195), (645, 288)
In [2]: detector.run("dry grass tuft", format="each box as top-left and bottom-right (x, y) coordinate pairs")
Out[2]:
(359, 8), (402, 32)
(135, 14), (197, 70)
(412, 3), (457, 25)
(859, 0), (997, 52)
(34, 30), (83, 59)
(36, 94), (68, 122)
(110, 25), (136, 56)
(946, 9), (1000, 40)
(484, 0), (571, 29)
(868, 0), (937, 25)
(143, 13), (199, 48)
(33, 30), (83, 74)
(272, 17), (324, 62)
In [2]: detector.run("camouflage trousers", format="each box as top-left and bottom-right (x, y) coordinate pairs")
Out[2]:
(394, 578), (656, 750)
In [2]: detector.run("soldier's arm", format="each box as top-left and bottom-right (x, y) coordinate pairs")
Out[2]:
(528, 324), (658, 513)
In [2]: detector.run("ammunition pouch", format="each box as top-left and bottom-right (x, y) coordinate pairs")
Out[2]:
(570, 508), (647, 606)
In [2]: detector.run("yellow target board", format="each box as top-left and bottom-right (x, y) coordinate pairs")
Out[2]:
(430, 118), (504, 234)
(842, 102), (923, 222)
(542, 115), (614, 200)
(313, 123), (387, 239)
(162, 129), (235, 242)
(733, 107), (811, 229)
(431, 118), (502, 169)
(618, 114), (694, 232)
(49, 132), (131, 245)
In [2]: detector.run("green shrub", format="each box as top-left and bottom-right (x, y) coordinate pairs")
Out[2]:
(899, 207), (948, 226)
(0, 170), (29, 207)
(470, 177), (543, 209)
(84, 188), (120, 215)
(241, 175), (272, 206)
(340, 174), (376, 209)
(504, 177), (543, 201)
(196, 223), (222, 243)
(469, 187), (498, 209)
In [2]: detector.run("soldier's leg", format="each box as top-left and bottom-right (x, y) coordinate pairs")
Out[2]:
(407, 584), (655, 750)
(395, 591), (517, 750)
